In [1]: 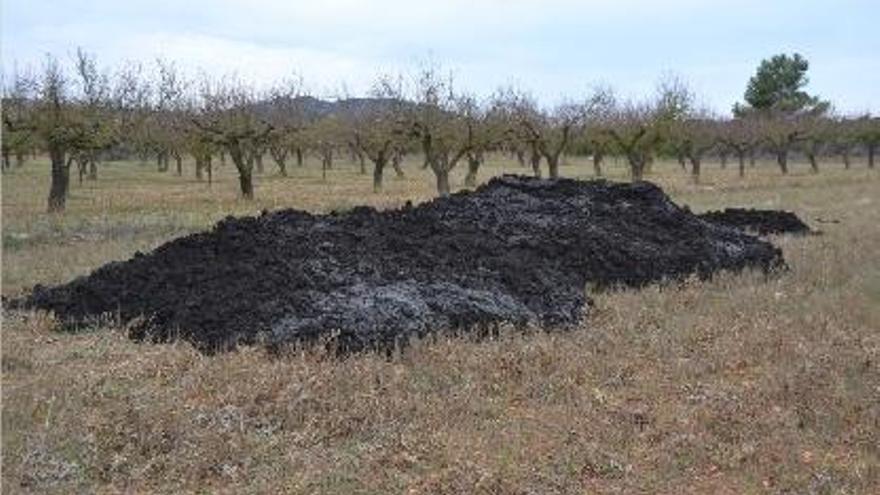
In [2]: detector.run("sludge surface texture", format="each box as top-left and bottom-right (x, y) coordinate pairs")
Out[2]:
(699, 208), (812, 236)
(18, 176), (784, 353)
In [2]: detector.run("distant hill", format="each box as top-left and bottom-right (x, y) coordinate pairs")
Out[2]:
(252, 95), (409, 122)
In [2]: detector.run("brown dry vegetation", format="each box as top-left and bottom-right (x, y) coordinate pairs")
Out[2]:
(2, 156), (880, 494)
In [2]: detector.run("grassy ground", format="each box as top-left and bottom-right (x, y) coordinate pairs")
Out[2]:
(2, 156), (879, 493)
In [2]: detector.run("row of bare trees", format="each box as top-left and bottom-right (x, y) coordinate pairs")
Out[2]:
(3, 52), (879, 212)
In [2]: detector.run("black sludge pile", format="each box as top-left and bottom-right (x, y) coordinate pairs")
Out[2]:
(18, 176), (784, 353)
(699, 208), (812, 236)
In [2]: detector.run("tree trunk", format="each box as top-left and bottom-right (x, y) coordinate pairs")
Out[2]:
(174, 153), (182, 176)
(435, 168), (451, 196)
(737, 152), (746, 178)
(842, 149), (851, 169)
(238, 170), (254, 199)
(230, 146), (254, 199)
(677, 153), (687, 171)
(592, 152), (603, 177)
(195, 156), (204, 181)
(529, 150), (541, 178)
(392, 154), (405, 178)
(629, 155), (644, 181)
(358, 152), (366, 175)
(1, 147), (10, 170)
(372, 159), (386, 193)
(15, 151), (25, 167)
(868, 144), (876, 168)
(464, 155), (481, 187)
(158, 152), (169, 172)
(270, 150), (288, 177)
(88, 158), (98, 180)
(690, 156), (701, 184)
(206, 156), (213, 185)
(48, 146), (69, 212)
(295, 148), (304, 167)
(546, 154), (560, 179)
(78, 159), (86, 184)
(807, 153), (819, 173)
(515, 149), (526, 167)
(720, 150), (728, 169)
(776, 150), (789, 174)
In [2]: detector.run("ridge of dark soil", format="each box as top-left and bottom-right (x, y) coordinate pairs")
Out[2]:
(699, 208), (812, 236)
(13, 176), (785, 353)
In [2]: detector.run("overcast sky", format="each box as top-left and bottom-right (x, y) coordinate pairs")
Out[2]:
(2, 0), (878, 114)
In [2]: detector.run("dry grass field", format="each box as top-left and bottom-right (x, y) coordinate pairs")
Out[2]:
(2, 156), (879, 493)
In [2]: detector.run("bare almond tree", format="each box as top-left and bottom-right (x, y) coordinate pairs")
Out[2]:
(4, 54), (114, 212)
(263, 79), (309, 177)
(829, 117), (859, 169)
(459, 94), (502, 187)
(409, 67), (472, 196)
(111, 61), (152, 162)
(798, 115), (831, 173)
(307, 114), (345, 182)
(39, 57), (77, 211)
(759, 115), (803, 174)
(854, 114), (880, 169)
(71, 48), (115, 183)
(151, 58), (188, 172)
(490, 89), (541, 177)
(514, 100), (582, 179)
(582, 86), (617, 177)
(1, 66), (37, 171)
(602, 101), (663, 181)
(717, 117), (761, 177)
(668, 114), (719, 183)
(347, 75), (409, 192)
(192, 77), (272, 199)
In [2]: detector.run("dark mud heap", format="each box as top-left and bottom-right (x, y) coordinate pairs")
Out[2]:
(699, 208), (812, 236)
(19, 176), (784, 353)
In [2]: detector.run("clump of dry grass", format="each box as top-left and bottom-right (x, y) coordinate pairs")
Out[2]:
(2, 156), (879, 493)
